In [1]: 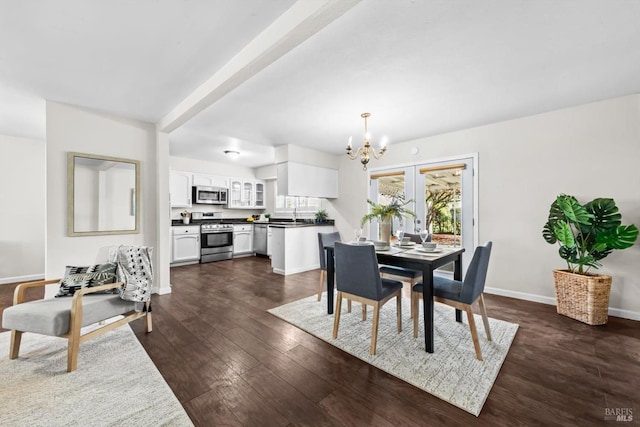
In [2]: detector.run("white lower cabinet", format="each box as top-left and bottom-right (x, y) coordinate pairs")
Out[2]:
(171, 226), (200, 264)
(233, 224), (253, 256)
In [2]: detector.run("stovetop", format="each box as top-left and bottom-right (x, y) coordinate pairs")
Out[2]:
(200, 223), (234, 231)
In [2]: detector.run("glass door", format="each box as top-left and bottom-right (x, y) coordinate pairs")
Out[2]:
(414, 156), (476, 273)
(367, 167), (415, 241)
(368, 156), (476, 274)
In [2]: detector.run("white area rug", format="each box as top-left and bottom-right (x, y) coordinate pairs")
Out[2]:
(0, 325), (193, 427)
(268, 293), (518, 416)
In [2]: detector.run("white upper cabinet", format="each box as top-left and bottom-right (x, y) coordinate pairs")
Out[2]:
(192, 173), (228, 188)
(255, 181), (265, 208)
(228, 178), (265, 209)
(170, 171), (192, 207)
(277, 162), (338, 198)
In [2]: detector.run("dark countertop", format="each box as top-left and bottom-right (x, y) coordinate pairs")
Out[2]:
(267, 221), (335, 228)
(171, 218), (334, 227)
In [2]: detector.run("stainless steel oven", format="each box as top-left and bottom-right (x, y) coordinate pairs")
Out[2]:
(200, 224), (234, 262)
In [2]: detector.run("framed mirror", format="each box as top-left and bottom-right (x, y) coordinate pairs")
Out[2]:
(68, 152), (140, 236)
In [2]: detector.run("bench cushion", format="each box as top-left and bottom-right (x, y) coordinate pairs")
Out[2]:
(2, 294), (136, 336)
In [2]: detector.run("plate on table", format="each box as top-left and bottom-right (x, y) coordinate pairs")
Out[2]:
(374, 245), (391, 251)
(397, 241), (416, 247)
(416, 247), (443, 254)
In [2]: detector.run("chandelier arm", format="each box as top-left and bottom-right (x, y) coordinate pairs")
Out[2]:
(346, 146), (364, 160)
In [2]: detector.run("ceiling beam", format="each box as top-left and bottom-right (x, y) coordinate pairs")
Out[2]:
(159, 0), (362, 133)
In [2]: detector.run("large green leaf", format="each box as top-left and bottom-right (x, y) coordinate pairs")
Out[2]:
(558, 245), (577, 262)
(547, 198), (566, 224)
(584, 198), (621, 233)
(542, 221), (557, 244)
(554, 221), (575, 247)
(556, 195), (593, 225)
(596, 224), (639, 250)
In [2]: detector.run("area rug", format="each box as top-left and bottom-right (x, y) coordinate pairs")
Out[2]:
(0, 325), (193, 427)
(268, 293), (518, 416)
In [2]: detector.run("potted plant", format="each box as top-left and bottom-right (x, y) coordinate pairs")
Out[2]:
(315, 209), (328, 223)
(361, 196), (417, 244)
(542, 194), (638, 324)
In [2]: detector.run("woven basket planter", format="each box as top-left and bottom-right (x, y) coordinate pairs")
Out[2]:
(553, 269), (612, 325)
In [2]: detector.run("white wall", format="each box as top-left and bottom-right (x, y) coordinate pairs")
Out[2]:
(0, 135), (45, 284)
(332, 94), (640, 318)
(46, 102), (158, 296)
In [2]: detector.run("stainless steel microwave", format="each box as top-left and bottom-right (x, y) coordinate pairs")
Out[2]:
(192, 185), (227, 205)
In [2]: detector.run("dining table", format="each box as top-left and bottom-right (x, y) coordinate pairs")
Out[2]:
(324, 242), (465, 353)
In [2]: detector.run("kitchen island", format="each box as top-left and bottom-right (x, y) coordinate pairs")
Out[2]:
(270, 222), (335, 275)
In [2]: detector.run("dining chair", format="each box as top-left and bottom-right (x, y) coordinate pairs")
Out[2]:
(333, 242), (403, 355)
(317, 231), (342, 301)
(380, 233), (429, 315)
(411, 241), (493, 360)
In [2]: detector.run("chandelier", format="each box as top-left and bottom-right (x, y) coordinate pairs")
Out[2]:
(346, 112), (387, 170)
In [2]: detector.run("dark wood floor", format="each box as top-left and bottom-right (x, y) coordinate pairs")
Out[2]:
(3, 257), (639, 426)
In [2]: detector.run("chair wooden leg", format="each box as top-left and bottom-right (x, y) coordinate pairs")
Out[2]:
(347, 300), (352, 313)
(317, 270), (326, 301)
(332, 292), (343, 339)
(465, 306), (483, 361)
(478, 294), (492, 341)
(67, 295), (83, 372)
(396, 293), (402, 333)
(362, 303), (367, 321)
(67, 329), (81, 372)
(412, 291), (419, 338)
(145, 312), (153, 333)
(371, 302), (380, 355)
(9, 330), (22, 359)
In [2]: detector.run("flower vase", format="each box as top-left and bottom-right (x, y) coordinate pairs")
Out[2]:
(379, 220), (391, 244)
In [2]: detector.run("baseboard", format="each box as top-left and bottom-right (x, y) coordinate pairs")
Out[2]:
(0, 274), (45, 285)
(485, 286), (640, 321)
(154, 285), (172, 295)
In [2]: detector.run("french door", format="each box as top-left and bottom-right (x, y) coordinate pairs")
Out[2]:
(368, 155), (477, 274)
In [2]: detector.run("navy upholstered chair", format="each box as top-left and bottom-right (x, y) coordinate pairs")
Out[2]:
(317, 231), (342, 301)
(380, 233), (430, 315)
(333, 242), (403, 355)
(411, 241), (493, 360)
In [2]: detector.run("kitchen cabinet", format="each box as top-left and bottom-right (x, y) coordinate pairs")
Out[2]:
(270, 224), (335, 275)
(233, 224), (253, 256)
(276, 162), (338, 198)
(228, 179), (265, 209)
(267, 225), (273, 257)
(171, 225), (200, 264)
(192, 173), (228, 188)
(170, 171), (192, 208)
(255, 181), (265, 208)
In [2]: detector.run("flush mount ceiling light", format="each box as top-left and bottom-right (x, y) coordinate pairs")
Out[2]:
(224, 150), (240, 159)
(346, 112), (387, 170)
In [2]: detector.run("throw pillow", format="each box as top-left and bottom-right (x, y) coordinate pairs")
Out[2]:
(55, 263), (119, 297)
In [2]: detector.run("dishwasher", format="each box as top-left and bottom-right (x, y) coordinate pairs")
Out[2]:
(253, 223), (268, 256)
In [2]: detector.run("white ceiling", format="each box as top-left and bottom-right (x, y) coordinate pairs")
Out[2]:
(2, 1), (640, 168)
